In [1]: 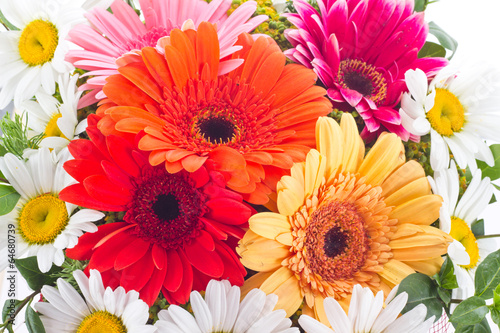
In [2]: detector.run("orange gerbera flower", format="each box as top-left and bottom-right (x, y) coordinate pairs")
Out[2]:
(237, 114), (452, 323)
(95, 22), (332, 204)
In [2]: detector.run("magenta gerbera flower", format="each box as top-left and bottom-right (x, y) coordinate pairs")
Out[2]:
(66, 0), (267, 107)
(284, 0), (448, 141)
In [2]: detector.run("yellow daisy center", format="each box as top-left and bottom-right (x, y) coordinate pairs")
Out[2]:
(76, 311), (127, 333)
(426, 88), (465, 137)
(18, 194), (69, 245)
(18, 19), (58, 66)
(44, 113), (68, 139)
(450, 216), (479, 269)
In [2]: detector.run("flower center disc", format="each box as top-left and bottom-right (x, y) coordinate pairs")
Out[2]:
(44, 113), (68, 139)
(450, 216), (479, 269)
(427, 88), (465, 137)
(19, 194), (69, 245)
(127, 169), (206, 249)
(304, 200), (370, 282)
(197, 115), (236, 144)
(125, 26), (171, 51)
(338, 59), (387, 104)
(76, 311), (126, 333)
(18, 19), (59, 66)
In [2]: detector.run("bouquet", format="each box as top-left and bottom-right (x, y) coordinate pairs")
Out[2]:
(1, 0), (500, 332)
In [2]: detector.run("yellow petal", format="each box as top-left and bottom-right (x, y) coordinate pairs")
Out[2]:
(316, 116), (342, 176)
(379, 259), (415, 287)
(249, 212), (292, 240)
(390, 195), (442, 225)
(358, 133), (405, 186)
(272, 273), (304, 317)
(384, 177), (431, 207)
(276, 175), (304, 200)
(240, 243), (290, 272)
(277, 187), (303, 216)
(405, 257), (444, 276)
(304, 149), (326, 199)
(340, 113), (364, 173)
(275, 232), (294, 246)
(260, 266), (294, 294)
(381, 160), (426, 198)
(241, 271), (274, 298)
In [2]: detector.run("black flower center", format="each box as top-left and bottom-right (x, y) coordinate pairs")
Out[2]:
(323, 226), (348, 258)
(343, 72), (374, 96)
(198, 116), (235, 144)
(152, 193), (180, 221)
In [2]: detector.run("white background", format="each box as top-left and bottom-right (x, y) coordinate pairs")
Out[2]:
(2, 0), (500, 331)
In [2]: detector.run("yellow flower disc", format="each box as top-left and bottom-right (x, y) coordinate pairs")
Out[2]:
(45, 113), (68, 139)
(450, 216), (479, 269)
(77, 311), (127, 333)
(426, 88), (465, 137)
(19, 194), (69, 245)
(18, 19), (58, 66)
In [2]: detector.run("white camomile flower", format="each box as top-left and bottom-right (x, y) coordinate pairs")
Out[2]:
(20, 73), (87, 151)
(298, 284), (435, 333)
(427, 160), (497, 299)
(272, 0), (288, 13)
(0, 147), (103, 273)
(0, 0), (107, 108)
(35, 269), (156, 333)
(399, 63), (500, 171)
(154, 279), (299, 333)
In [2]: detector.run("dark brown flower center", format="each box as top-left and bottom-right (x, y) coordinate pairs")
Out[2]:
(338, 59), (387, 105)
(197, 115), (236, 144)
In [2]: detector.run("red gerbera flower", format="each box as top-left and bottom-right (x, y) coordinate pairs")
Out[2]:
(61, 115), (251, 305)
(95, 22), (332, 204)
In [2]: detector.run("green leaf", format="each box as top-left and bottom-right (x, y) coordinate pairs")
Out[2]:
(428, 21), (458, 59)
(414, 0), (426, 11)
(396, 273), (443, 321)
(450, 296), (488, 326)
(455, 317), (492, 333)
(2, 299), (22, 323)
(0, 144), (7, 157)
(477, 144), (500, 180)
(472, 219), (485, 237)
(494, 284), (500, 309)
(475, 249), (500, 300)
(439, 255), (459, 289)
(418, 41), (446, 58)
(15, 257), (62, 291)
(25, 303), (46, 333)
(491, 307), (500, 327)
(437, 286), (451, 305)
(0, 185), (20, 216)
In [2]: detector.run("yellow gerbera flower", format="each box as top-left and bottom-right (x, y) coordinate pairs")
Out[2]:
(237, 114), (452, 324)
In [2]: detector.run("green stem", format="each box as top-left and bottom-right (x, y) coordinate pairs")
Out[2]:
(0, 11), (18, 30)
(0, 177), (9, 184)
(476, 234), (500, 240)
(450, 299), (463, 304)
(0, 290), (40, 331)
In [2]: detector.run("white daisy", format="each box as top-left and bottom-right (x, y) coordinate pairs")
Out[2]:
(427, 160), (497, 299)
(399, 62), (500, 171)
(0, 147), (103, 273)
(35, 269), (156, 333)
(0, 0), (107, 108)
(298, 284), (435, 333)
(20, 73), (86, 151)
(154, 279), (299, 333)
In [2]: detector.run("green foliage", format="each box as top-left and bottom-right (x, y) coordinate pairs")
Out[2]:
(471, 219), (485, 237)
(418, 41), (446, 58)
(455, 317), (492, 333)
(428, 21), (458, 59)
(475, 249), (500, 300)
(15, 257), (62, 291)
(396, 273), (443, 321)
(25, 302), (45, 333)
(0, 113), (44, 159)
(450, 296), (489, 327)
(434, 256), (459, 290)
(2, 299), (22, 323)
(0, 185), (20, 215)
(0, 10), (18, 30)
(477, 144), (500, 181)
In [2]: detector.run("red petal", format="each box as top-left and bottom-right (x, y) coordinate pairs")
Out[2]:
(200, 217), (228, 241)
(67, 139), (106, 161)
(201, 217), (245, 240)
(196, 230), (215, 251)
(205, 197), (252, 225)
(169, 250), (193, 304)
(215, 240), (246, 285)
(114, 238), (151, 270)
(190, 165), (210, 188)
(66, 222), (129, 260)
(59, 184), (124, 211)
(152, 244), (167, 270)
(101, 160), (134, 189)
(139, 263), (167, 306)
(63, 159), (103, 183)
(106, 135), (141, 178)
(88, 231), (136, 272)
(184, 239), (223, 278)
(163, 249), (183, 292)
(83, 175), (131, 206)
(191, 267), (212, 292)
(121, 250), (155, 292)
